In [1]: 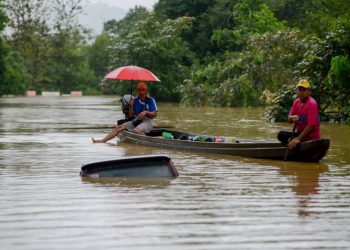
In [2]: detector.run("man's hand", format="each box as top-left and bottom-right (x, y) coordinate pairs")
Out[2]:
(288, 138), (300, 149)
(128, 97), (134, 105)
(289, 115), (299, 123)
(136, 111), (147, 120)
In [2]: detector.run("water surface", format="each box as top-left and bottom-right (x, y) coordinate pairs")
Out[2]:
(0, 97), (349, 249)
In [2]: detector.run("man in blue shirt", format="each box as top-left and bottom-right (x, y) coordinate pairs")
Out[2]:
(92, 82), (158, 143)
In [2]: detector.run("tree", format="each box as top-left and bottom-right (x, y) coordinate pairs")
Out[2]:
(0, 49), (32, 95)
(45, 27), (95, 93)
(87, 7), (151, 80)
(296, 20), (350, 122)
(268, 0), (350, 35)
(179, 3), (292, 107)
(154, 0), (220, 58)
(110, 6), (149, 37)
(107, 8), (194, 101)
(154, 0), (214, 21)
(0, 0), (6, 30)
(4, 0), (51, 89)
(0, 1), (31, 95)
(0, 0), (8, 84)
(87, 32), (110, 78)
(4, 0), (95, 94)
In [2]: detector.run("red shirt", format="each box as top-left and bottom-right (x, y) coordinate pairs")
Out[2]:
(289, 96), (320, 140)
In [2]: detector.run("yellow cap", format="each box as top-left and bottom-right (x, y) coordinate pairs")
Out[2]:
(296, 79), (311, 89)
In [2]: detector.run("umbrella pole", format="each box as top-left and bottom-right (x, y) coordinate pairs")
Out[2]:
(130, 63), (134, 96)
(130, 79), (133, 96)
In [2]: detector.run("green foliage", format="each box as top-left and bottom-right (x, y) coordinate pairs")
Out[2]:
(265, 84), (295, 122)
(107, 9), (195, 101)
(154, 0), (214, 21)
(87, 33), (110, 78)
(0, 44), (32, 95)
(3, 0), (97, 95)
(0, 0), (9, 92)
(328, 55), (350, 89)
(5, 0), (51, 89)
(44, 28), (98, 94)
(171, 0), (350, 123)
(242, 30), (307, 91)
(155, 0), (232, 57)
(294, 19), (350, 123)
(268, 0), (350, 35)
(178, 79), (212, 107)
(180, 8), (302, 108)
(0, 0), (7, 31)
(325, 55), (350, 122)
(266, 20), (350, 123)
(0, 1), (31, 96)
(1, 0), (350, 123)
(178, 61), (223, 106)
(232, 3), (286, 47)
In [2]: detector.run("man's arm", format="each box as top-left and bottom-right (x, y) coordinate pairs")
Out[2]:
(288, 114), (299, 123)
(136, 110), (157, 120)
(128, 98), (135, 118)
(288, 125), (315, 149)
(136, 97), (158, 120)
(145, 111), (157, 118)
(288, 100), (299, 123)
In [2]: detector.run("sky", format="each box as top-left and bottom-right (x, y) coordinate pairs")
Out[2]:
(88, 0), (158, 11)
(81, 0), (158, 34)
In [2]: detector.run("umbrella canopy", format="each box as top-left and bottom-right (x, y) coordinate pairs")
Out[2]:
(104, 65), (160, 82)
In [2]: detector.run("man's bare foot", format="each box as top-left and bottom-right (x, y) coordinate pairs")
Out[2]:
(92, 137), (105, 143)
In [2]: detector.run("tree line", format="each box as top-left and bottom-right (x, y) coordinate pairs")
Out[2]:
(0, 0), (349, 123)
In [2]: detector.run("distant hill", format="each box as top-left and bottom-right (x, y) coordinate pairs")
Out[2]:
(79, 3), (126, 35)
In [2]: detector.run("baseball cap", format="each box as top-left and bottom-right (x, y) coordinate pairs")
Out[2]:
(296, 79), (311, 89)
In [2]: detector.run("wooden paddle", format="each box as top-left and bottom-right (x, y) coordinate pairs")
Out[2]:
(283, 122), (297, 161)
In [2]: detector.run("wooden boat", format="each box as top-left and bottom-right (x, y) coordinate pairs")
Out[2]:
(118, 129), (330, 162)
(80, 155), (179, 178)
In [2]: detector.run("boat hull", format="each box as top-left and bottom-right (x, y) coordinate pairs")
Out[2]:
(118, 129), (330, 162)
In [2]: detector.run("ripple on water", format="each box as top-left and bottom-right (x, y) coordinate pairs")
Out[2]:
(0, 97), (349, 250)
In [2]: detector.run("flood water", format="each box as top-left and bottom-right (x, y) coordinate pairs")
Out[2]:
(1, 96), (349, 249)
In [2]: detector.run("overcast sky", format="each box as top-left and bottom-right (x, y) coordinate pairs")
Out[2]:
(88, 0), (158, 10)
(80, 0), (158, 34)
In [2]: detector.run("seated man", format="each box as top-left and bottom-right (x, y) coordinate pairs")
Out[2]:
(277, 79), (320, 149)
(92, 81), (158, 143)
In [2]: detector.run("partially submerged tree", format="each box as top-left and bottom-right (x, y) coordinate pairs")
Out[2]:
(4, 0), (96, 93)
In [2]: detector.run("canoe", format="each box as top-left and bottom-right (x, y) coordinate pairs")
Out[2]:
(80, 155), (179, 178)
(118, 129), (330, 162)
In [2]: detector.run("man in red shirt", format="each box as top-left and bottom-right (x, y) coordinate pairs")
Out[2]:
(278, 79), (320, 149)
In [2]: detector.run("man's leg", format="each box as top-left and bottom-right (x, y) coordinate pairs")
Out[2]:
(132, 128), (146, 135)
(131, 118), (154, 136)
(277, 130), (300, 145)
(92, 126), (124, 143)
(92, 121), (134, 143)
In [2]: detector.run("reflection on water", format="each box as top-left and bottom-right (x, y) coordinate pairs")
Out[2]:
(0, 97), (350, 250)
(82, 177), (173, 188)
(280, 164), (328, 217)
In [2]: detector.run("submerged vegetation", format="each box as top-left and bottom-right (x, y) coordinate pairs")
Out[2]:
(0, 0), (349, 123)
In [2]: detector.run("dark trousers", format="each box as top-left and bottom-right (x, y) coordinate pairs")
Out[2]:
(277, 131), (300, 145)
(117, 117), (133, 125)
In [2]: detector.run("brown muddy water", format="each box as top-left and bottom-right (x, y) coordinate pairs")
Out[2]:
(0, 96), (349, 250)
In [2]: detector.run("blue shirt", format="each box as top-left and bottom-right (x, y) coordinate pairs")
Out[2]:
(133, 97), (158, 116)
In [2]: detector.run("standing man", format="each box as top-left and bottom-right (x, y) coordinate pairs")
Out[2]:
(92, 82), (158, 143)
(277, 79), (320, 149)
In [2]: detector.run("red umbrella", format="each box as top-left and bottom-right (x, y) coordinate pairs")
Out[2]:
(105, 65), (160, 81)
(104, 65), (160, 95)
